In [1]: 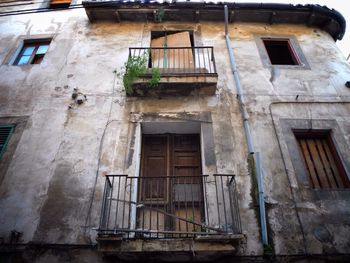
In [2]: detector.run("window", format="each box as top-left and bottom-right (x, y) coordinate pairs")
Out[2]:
(256, 36), (310, 69)
(294, 130), (350, 189)
(0, 125), (15, 160)
(14, 39), (51, 65)
(262, 38), (299, 65)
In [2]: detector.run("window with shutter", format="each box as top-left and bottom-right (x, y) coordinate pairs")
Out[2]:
(294, 130), (350, 189)
(0, 125), (15, 160)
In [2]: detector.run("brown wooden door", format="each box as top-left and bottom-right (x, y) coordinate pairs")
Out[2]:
(138, 134), (203, 236)
(172, 134), (202, 233)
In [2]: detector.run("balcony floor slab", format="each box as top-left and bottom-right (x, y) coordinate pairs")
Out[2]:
(97, 234), (244, 261)
(129, 75), (218, 96)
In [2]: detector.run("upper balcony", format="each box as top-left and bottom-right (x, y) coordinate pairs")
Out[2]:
(124, 46), (218, 97)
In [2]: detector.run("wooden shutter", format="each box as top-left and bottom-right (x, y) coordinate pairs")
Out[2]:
(295, 131), (349, 189)
(0, 125), (15, 159)
(151, 32), (194, 70)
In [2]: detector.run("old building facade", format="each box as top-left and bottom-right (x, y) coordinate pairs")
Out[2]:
(0, 1), (350, 262)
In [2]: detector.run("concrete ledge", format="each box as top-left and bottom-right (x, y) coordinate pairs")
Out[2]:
(97, 234), (244, 261)
(129, 75), (218, 96)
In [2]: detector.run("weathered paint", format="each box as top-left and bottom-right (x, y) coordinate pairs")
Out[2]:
(0, 4), (350, 262)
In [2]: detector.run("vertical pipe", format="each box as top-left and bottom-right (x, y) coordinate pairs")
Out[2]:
(224, 6), (254, 154)
(255, 152), (268, 245)
(224, 5), (268, 246)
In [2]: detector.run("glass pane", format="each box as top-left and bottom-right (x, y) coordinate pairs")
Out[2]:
(22, 46), (35, 56)
(17, 55), (31, 65)
(36, 45), (49, 55)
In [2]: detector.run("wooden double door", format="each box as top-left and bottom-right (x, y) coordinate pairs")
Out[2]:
(137, 134), (204, 235)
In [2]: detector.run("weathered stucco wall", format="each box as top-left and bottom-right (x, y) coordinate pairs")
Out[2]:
(0, 6), (350, 262)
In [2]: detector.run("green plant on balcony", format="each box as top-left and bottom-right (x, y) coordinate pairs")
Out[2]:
(116, 51), (161, 95)
(148, 67), (161, 88)
(122, 55), (147, 95)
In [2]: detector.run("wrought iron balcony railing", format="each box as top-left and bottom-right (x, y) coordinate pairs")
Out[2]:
(128, 46), (217, 76)
(98, 174), (241, 239)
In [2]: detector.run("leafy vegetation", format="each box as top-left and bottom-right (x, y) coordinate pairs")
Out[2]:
(148, 67), (161, 88)
(122, 55), (148, 95)
(116, 51), (161, 95)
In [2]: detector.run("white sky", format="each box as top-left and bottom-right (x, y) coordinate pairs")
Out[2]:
(232, 0), (350, 59)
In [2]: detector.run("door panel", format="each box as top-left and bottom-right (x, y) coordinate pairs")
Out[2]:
(138, 134), (203, 235)
(141, 135), (168, 201)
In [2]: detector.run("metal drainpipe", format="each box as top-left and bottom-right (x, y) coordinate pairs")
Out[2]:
(224, 5), (268, 246)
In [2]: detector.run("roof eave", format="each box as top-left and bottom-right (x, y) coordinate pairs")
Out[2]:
(82, 1), (346, 41)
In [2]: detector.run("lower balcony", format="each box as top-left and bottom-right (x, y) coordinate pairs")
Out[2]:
(96, 174), (244, 260)
(124, 47), (218, 97)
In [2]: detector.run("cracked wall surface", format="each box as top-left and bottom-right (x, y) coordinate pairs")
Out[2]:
(0, 6), (350, 262)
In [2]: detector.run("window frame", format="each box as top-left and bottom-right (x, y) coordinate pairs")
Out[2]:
(13, 38), (51, 66)
(262, 38), (300, 65)
(255, 35), (310, 69)
(280, 118), (350, 196)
